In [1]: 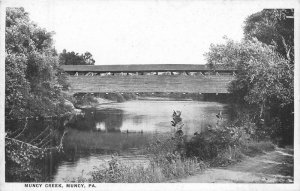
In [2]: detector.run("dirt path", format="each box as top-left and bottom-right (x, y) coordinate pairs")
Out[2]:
(172, 147), (294, 183)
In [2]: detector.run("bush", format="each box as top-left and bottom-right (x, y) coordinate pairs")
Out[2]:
(185, 124), (248, 165)
(75, 94), (98, 106)
(185, 111), (276, 167)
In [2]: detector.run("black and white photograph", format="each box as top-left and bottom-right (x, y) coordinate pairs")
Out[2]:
(0, 0), (299, 190)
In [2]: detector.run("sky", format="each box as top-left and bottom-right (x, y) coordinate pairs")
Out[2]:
(5, 0), (268, 65)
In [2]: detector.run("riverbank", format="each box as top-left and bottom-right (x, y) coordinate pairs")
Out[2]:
(73, 93), (136, 108)
(171, 146), (293, 183)
(72, 92), (232, 109)
(137, 97), (193, 101)
(75, 97), (115, 108)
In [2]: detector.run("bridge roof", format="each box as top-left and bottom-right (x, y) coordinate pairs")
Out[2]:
(61, 64), (236, 73)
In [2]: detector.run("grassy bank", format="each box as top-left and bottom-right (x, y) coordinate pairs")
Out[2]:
(67, 134), (207, 183)
(70, 153), (204, 183)
(68, 137), (275, 183)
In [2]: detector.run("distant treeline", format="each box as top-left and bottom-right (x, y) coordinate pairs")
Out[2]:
(59, 49), (95, 66)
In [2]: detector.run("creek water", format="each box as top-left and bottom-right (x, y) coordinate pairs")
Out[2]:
(42, 100), (229, 181)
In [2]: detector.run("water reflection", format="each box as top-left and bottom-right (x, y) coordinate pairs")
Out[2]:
(69, 100), (229, 135)
(61, 100), (230, 159)
(68, 109), (124, 132)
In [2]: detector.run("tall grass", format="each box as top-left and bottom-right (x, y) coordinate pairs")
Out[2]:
(69, 153), (204, 183)
(240, 140), (275, 157)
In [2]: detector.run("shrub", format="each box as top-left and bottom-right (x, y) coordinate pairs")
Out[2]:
(185, 124), (249, 165)
(75, 94), (98, 106)
(185, 111), (276, 167)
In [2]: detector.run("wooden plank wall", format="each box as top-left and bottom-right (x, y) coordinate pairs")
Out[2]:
(61, 64), (236, 73)
(67, 75), (235, 93)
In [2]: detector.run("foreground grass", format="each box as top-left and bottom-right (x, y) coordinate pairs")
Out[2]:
(240, 140), (275, 157)
(68, 154), (206, 183)
(206, 140), (276, 168)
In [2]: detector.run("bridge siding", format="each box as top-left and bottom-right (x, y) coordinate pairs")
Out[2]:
(61, 64), (236, 73)
(67, 75), (234, 93)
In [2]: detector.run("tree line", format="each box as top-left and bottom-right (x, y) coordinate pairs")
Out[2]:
(205, 9), (294, 145)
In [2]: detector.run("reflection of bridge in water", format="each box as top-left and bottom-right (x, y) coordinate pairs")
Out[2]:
(61, 64), (236, 94)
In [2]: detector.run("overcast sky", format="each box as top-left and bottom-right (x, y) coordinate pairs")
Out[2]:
(6, 0), (269, 65)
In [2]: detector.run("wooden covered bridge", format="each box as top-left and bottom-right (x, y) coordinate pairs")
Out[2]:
(61, 64), (236, 94)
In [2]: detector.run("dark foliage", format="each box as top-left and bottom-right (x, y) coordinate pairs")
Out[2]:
(5, 8), (72, 120)
(244, 9), (294, 62)
(205, 9), (294, 145)
(59, 49), (95, 65)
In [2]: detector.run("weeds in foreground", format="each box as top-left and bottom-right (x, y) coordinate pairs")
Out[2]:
(70, 153), (204, 183)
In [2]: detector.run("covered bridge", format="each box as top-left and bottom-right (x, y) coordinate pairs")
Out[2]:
(61, 64), (236, 94)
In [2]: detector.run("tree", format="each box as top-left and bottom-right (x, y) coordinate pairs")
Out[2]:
(82, 51), (95, 65)
(244, 9), (294, 62)
(5, 7), (76, 183)
(5, 8), (71, 119)
(205, 36), (241, 69)
(59, 49), (95, 65)
(207, 38), (293, 108)
(205, 38), (293, 144)
(205, 9), (294, 144)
